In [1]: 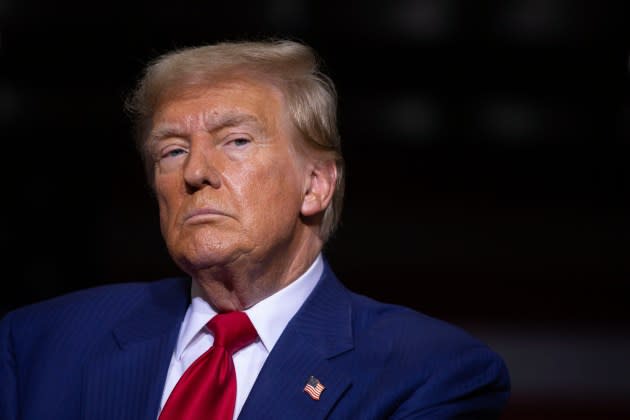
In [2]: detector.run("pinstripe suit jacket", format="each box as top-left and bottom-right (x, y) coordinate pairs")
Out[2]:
(0, 260), (510, 419)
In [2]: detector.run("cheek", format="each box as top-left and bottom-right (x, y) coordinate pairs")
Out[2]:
(243, 162), (303, 205)
(154, 179), (181, 227)
(156, 195), (172, 239)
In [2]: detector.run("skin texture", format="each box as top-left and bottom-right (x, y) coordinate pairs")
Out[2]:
(148, 77), (337, 312)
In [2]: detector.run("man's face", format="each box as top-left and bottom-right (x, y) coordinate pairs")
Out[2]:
(148, 78), (311, 274)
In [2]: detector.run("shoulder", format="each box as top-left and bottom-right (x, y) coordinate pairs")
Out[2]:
(347, 289), (509, 383)
(309, 260), (511, 417)
(319, 261), (497, 357)
(0, 277), (189, 337)
(349, 292), (485, 351)
(345, 291), (511, 417)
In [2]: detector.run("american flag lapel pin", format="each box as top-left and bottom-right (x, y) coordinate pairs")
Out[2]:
(303, 375), (326, 400)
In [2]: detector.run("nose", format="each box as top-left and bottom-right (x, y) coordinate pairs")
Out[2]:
(183, 142), (221, 191)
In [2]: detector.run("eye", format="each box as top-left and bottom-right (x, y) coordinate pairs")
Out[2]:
(154, 145), (188, 173)
(229, 137), (251, 147)
(164, 148), (187, 158)
(159, 146), (187, 160)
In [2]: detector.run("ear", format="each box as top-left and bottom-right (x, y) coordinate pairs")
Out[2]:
(301, 159), (337, 217)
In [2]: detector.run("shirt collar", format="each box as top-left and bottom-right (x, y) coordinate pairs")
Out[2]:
(174, 254), (324, 360)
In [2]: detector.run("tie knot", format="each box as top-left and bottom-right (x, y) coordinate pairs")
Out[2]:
(207, 311), (258, 354)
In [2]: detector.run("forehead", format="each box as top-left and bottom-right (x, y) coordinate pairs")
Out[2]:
(151, 78), (287, 133)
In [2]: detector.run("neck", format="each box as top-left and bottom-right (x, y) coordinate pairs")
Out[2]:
(192, 236), (323, 312)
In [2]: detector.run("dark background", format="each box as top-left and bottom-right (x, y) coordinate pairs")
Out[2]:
(1, 1), (629, 418)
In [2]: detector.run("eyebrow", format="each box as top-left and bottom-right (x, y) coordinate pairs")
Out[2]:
(148, 112), (264, 144)
(206, 113), (261, 132)
(148, 124), (185, 144)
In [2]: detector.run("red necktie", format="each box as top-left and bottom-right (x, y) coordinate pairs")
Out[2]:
(159, 311), (258, 420)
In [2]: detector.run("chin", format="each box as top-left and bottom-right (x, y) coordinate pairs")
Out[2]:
(173, 246), (243, 273)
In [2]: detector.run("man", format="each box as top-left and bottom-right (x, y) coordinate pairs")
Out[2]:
(0, 39), (510, 419)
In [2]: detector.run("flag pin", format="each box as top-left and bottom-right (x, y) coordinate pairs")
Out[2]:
(303, 375), (326, 400)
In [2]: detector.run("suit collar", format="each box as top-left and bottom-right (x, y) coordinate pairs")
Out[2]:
(283, 259), (353, 357)
(239, 260), (354, 419)
(82, 277), (191, 420)
(112, 277), (191, 348)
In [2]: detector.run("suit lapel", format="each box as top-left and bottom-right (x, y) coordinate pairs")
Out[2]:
(239, 263), (354, 420)
(81, 278), (191, 420)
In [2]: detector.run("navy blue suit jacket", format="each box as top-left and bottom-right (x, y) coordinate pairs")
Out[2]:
(1, 261), (510, 419)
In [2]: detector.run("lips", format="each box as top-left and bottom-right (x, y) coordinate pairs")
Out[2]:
(184, 207), (229, 223)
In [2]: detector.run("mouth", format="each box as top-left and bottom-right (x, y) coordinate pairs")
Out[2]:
(184, 208), (229, 224)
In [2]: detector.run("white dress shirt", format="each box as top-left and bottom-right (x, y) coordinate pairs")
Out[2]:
(159, 254), (324, 419)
